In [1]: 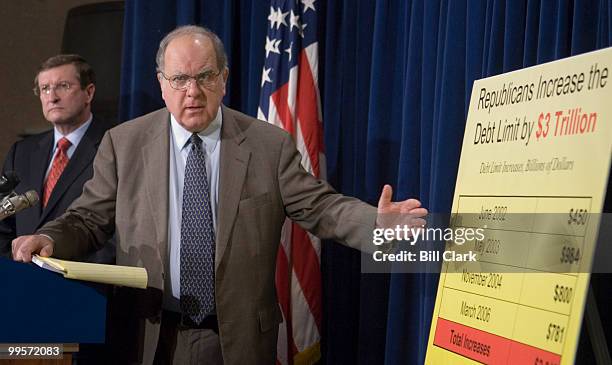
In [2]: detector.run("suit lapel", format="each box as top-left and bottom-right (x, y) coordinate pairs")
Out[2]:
(142, 110), (170, 263)
(216, 107), (250, 270)
(137, 107), (248, 270)
(28, 133), (53, 225)
(40, 118), (106, 224)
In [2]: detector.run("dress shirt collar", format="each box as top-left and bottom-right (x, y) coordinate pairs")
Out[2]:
(53, 113), (93, 148)
(170, 107), (222, 155)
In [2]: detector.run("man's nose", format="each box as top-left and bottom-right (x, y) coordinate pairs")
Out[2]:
(47, 88), (61, 102)
(185, 79), (204, 98)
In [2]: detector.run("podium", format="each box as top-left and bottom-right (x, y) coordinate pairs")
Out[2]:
(0, 257), (106, 363)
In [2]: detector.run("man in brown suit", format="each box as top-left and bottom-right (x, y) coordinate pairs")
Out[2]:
(12, 26), (427, 364)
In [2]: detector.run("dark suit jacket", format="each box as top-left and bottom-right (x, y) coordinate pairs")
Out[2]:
(0, 117), (115, 262)
(39, 106), (377, 364)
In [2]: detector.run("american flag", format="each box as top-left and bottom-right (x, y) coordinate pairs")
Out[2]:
(258, 0), (323, 364)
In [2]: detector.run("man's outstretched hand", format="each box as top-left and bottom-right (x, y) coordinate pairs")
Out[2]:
(376, 184), (428, 231)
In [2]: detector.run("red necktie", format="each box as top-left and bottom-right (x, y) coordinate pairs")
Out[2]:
(43, 137), (71, 207)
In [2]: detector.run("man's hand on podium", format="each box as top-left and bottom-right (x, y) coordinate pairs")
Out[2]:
(12, 234), (54, 263)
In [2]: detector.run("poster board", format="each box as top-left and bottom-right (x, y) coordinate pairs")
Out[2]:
(425, 48), (612, 365)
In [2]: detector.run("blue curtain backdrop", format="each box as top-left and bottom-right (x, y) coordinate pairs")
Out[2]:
(119, 1), (612, 363)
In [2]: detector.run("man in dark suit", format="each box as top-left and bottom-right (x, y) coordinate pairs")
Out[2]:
(12, 27), (427, 364)
(0, 54), (113, 262)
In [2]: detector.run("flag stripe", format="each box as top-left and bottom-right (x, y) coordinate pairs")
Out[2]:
(295, 50), (321, 176)
(271, 84), (295, 134)
(290, 261), (320, 350)
(290, 225), (322, 330)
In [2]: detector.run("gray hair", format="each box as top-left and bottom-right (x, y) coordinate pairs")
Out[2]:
(156, 25), (228, 72)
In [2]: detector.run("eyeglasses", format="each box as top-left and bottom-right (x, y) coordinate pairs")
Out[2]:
(158, 70), (221, 90)
(34, 81), (76, 97)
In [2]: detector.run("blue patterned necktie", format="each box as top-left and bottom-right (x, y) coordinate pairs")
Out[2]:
(180, 133), (215, 324)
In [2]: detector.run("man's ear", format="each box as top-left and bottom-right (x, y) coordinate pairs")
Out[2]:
(221, 67), (229, 94)
(85, 84), (96, 104)
(158, 73), (168, 101)
(222, 67), (229, 83)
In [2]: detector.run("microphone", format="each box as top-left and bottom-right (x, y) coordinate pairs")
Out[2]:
(0, 171), (20, 198)
(0, 190), (39, 221)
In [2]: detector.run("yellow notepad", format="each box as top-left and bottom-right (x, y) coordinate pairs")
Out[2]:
(32, 255), (148, 289)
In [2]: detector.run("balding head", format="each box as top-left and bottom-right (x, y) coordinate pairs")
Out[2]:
(156, 25), (228, 73)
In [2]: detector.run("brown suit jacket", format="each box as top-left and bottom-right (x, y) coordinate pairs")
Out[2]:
(39, 106), (377, 364)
